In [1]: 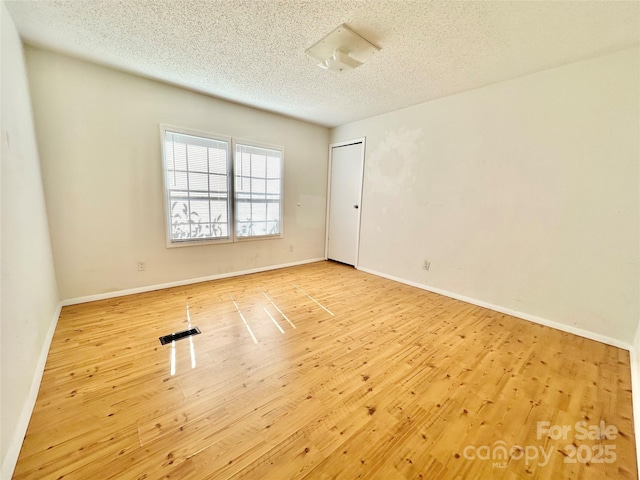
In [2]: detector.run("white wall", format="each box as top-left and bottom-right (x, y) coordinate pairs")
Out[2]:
(331, 47), (639, 344)
(1, 4), (60, 477)
(25, 46), (330, 300)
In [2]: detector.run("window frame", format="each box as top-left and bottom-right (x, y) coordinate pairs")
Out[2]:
(159, 125), (285, 248)
(232, 138), (285, 242)
(160, 124), (233, 248)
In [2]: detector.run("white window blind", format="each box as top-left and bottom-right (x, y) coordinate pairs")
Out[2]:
(234, 143), (283, 238)
(162, 129), (231, 243)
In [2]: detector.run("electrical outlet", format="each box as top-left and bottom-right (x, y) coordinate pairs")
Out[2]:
(423, 260), (430, 271)
(289, 244), (294, 253)
(137, 261), (146, 271)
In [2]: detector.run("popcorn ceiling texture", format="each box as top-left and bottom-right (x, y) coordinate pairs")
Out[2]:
(5, 0), (639, 127)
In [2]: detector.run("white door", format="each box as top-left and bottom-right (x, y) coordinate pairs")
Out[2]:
(327, 140), (365, 266)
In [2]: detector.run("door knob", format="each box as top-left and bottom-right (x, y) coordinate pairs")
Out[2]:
(354, 205), (359, 209)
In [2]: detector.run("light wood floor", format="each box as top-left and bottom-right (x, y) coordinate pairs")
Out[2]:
(13, 261), (637, 479)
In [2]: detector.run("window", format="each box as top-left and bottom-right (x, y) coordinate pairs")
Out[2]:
(160, 126), (283, 246)
(235, 143), (283, 238)
(162, 128), (231, 244)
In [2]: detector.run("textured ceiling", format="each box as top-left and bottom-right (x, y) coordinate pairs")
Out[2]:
(5, 0), (640, 127)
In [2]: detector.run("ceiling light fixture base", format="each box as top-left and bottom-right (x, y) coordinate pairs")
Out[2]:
(305, 24), (379, 73)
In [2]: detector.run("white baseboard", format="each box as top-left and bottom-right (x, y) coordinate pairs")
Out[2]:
(357, 266), (631, 351)
(61, 258), (326, 306)
(1, 303), (62, 480)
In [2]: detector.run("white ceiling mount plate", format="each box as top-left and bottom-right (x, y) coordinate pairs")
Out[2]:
(305, 24), (380, 72)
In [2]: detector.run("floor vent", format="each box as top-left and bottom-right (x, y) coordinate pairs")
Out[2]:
(159, 327), (201, 345)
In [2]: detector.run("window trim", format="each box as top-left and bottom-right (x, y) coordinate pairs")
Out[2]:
(232, 138), (285, 242)
(160, 124), (233, 248)
(159, 125), (285, 248)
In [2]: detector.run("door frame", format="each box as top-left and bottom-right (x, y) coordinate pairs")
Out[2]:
(325, 137), (366, 266)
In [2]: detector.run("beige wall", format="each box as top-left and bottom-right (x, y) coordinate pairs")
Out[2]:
(1, 4), (60, 476)
(331, 47), (639, 344)
(25, 47), (330, 300)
